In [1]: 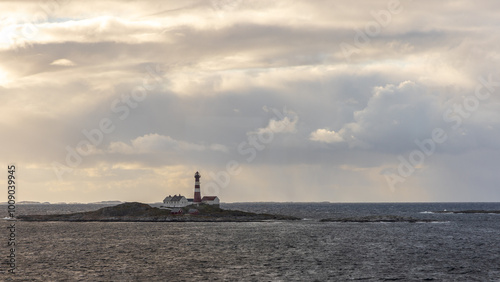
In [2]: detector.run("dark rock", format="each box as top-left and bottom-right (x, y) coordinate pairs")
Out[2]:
(433, 210), (500, 214)
(17, 202), (301, 222)
(320, 215), (437, 223)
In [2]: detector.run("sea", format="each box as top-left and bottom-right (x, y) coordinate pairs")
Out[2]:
(1, 202), (500, 281)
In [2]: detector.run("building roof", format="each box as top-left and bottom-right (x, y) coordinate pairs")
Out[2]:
(201, 196), (218, 201)
(163, 195), (186, 202)
(172, 195), (186, 201)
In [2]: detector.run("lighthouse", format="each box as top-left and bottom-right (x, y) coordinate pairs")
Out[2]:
(194, 171), (202, 203)
(161, 171), (220, 208)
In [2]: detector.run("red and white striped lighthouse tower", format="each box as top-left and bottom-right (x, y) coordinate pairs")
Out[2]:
(194, 171), (202, 203)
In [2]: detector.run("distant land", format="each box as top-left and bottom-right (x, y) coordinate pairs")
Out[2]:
(433, 210), (500, 214)
(320, 215), (438, 223)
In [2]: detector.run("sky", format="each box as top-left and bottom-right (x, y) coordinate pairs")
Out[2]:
(1, 0), (500, 203)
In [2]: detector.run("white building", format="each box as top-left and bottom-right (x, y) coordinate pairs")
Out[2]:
(162, 195), (189, 208)
(201, 196), (220, 206)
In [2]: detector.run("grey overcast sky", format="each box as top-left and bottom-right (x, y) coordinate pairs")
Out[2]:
(1, 0), (500, 203)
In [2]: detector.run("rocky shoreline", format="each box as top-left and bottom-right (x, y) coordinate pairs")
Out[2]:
(433, 210), (500, 214)
(17, 202), (301, 222)
(320, 215), (438, 223)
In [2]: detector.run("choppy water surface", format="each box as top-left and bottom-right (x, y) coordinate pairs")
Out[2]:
(2, 203), (500, 281)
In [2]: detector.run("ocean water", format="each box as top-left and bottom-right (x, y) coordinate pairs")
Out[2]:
(2, 202), (500, 281)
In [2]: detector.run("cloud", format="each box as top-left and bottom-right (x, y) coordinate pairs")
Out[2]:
(310, 129), (344, 143)
(326, 80), (445, 152)
(249, 107), (299, 136)
(50, 58), (75, 66)
(108, 133), (228, 154)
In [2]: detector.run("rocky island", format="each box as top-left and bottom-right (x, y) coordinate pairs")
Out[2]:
(17, 202), (301, 222)
(433, 210), (500, 214)
(320, 215), (438, 223)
